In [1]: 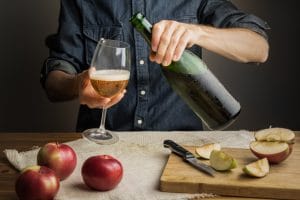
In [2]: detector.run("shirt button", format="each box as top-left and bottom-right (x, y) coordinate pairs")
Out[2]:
(139, 59), (145, 65)
(140, 90), (146, 95)
(137, 119), (143, 125)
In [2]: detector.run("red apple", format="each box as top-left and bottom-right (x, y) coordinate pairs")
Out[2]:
(81, 155), (123, 191)
(37, 142), (77, 180)
(250, 128), (295, 164)
(250, 141), (290, 164)
(15, 165), (59, 200)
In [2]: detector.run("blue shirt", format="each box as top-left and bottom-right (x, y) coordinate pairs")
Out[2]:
(41, 0), (269, 132)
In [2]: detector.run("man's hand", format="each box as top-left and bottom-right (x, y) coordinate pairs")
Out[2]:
(77, 69), (126, 109)
(150, 20), (198, 66)
(149, 20), (269, 65)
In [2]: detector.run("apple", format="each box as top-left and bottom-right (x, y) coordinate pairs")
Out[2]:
(37, 142), (77, 180)
(250, 128), (295, 164)
(81, 155), (123, 191)
(255, 128), (295, 143)
(15, 165), (60, 200)
(250, 141), (290, 164)
(243, 158), (270, 178)
(195, 143), (221, 159)
(210, 150), (238, 171)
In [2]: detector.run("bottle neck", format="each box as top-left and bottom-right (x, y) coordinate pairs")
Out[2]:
(130, 13), (152, 46)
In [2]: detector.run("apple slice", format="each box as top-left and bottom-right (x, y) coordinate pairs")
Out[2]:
(195, 143), (221, 159)
(250, 141), (290, 164)
(255, 128), (295, 143)
(243, 158), (269, 178)
(210, 150), (238, 171)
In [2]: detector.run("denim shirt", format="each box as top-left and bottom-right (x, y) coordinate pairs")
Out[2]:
(41, 0), (269, 132)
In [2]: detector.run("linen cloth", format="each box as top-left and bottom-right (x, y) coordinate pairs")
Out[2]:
(4, 131), (254, 200)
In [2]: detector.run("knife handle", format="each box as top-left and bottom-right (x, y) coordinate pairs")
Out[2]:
(164, 140), (194, 160)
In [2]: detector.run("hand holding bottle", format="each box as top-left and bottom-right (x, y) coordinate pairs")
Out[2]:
(149, 20), (199, 66)
(131, 13), (241, 130)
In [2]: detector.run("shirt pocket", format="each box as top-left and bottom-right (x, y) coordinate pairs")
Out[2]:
(83, 26), (124, 65)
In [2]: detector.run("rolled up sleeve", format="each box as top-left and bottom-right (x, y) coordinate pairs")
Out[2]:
(40, 0), (85, 88)
(198, 0), (270, 39)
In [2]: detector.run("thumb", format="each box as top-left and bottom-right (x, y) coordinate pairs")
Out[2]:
(88, 67), (96, 77)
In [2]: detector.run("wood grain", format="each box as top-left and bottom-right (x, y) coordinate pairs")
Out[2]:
(160, 134), (300, 199)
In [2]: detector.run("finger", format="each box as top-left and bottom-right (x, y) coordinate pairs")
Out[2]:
(83, 94), (111, 109)
(155, 22), (177, 64)
(173, 30), (190, 61)
(151, 21), (165, 52)
(162, 26), (185, 66)
(104, 93), (125, 108)
(149, 51), (156, 62)
(80, 84), (111, 106)
(88, 67), (96, 76)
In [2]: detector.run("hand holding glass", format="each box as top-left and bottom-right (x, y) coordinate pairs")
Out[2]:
(82, 39), (130, 144)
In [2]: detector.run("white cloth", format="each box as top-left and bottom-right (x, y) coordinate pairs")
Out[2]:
(4, 131), (254, 200)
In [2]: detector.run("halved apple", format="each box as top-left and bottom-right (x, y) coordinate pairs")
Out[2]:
(250, 141), (290, 164)
(195, 143), (221, 159)
(210, 150), (238, 171)
(255, 128), (295, 144)
(243, 158), (269, 178)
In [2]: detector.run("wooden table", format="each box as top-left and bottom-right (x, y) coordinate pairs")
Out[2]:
(0, 132), (298, 200)
(0, 133), (81, 200)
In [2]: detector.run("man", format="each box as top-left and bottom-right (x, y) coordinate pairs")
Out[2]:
(41, 0), (269, 132)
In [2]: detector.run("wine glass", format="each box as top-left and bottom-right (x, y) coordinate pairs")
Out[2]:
(82, 39), (130, 144)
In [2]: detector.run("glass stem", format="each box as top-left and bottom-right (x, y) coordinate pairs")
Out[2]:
(99, 108), (107, 134)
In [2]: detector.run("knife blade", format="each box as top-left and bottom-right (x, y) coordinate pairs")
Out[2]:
(163, 140), (215, 177)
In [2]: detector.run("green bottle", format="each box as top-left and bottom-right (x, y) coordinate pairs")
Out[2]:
(130, 13), (241, 130)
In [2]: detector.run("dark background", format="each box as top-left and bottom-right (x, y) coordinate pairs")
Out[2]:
(0, 0), (299, 132)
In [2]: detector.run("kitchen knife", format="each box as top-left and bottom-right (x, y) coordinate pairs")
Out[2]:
(164, 140), (215, 177)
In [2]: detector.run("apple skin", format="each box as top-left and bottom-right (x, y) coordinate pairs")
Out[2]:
(250, 141), (290, 164)
(81, 155), (123, 191)
(15, 165), (60, 200)
(37, 142), (77, 180)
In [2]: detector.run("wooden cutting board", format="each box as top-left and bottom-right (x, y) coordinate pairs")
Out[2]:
(160, 136), (300, 199)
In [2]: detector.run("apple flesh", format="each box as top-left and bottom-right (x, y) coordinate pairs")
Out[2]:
(210, 150), (238, 171)
(15, 165), (60, 200)
(255, 128), (295, 143)
(243, 158), (269, 178)
(81, 155), (123, 191)
(251, 128), (295, 164)
(195, 143), (221, 159)
(250, 141), (290, 164)
(37, 142), (77, 180)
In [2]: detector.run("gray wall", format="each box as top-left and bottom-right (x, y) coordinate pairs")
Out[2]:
(0, 0), (78, 132)
(0, 0), (299, 132)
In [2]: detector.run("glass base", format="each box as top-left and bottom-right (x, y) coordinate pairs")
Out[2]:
(82, 128), (119, 145)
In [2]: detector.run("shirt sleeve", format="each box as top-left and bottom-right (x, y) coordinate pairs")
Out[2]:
(198, 0), (270, 39)
(40, 0), (85, 88)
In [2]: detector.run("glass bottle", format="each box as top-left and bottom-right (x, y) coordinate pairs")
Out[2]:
(130, 13), (241, 130)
